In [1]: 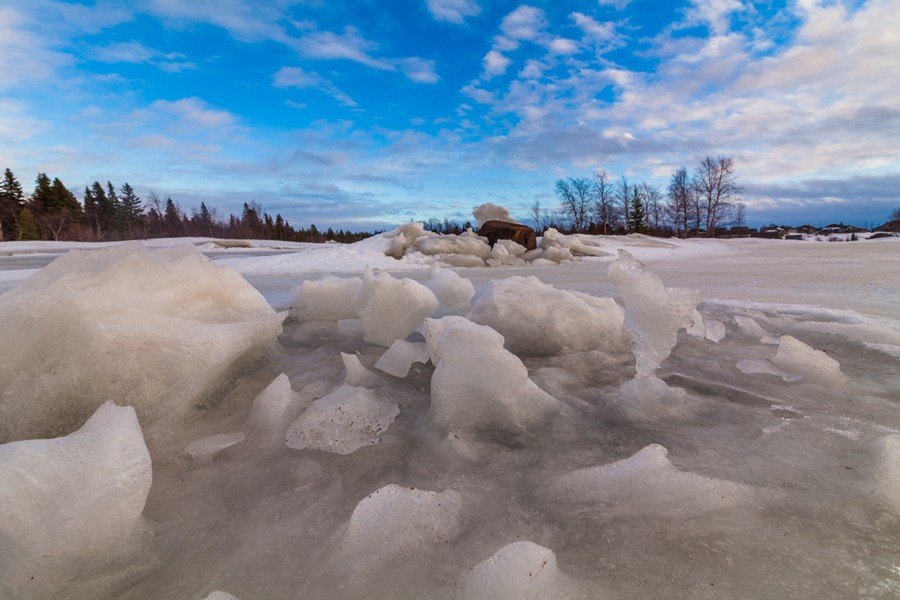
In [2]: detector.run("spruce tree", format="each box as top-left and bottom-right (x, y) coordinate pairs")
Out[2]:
(0, 168), (25, 241)
(119, 183), (143, 238)
(630, 187), (647, 235)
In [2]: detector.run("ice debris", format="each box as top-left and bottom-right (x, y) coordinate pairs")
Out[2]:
(0, 243), (283, 443)
(285, 385), (399, 454)
(551, 444), (761, 518)
(374, 339), (430, 378)
(736, 358), (804, 382)
(875, 434), (900, 511)
(459, 541), (590, 600)
(705, 318), (727, 342)
(290, 276), (361, 321)
(425, 264), (476, 317)
(185, 432), (246, 462)
(341, 352), (382, 387)
(423, 316), (561, 433)
(0, 402), (151, 563)
(467, 276), (628, 356)
(353, 266), (439, 346)
(248, 373), (296, 447)
(774, 335), (846, 386)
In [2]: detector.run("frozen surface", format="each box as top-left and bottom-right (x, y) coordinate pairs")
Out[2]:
(185, 432), (246, 462)
(0, 402), (151, 598)
(1, 232), (899, 600)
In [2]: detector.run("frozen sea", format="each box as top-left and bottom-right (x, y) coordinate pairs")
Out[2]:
(0, 232), (898, 600)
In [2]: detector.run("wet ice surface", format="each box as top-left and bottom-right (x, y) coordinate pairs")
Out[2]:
(0, 235), (899, 600)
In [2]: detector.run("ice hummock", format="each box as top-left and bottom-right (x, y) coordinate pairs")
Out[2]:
(0, 243), (283, 443)
(353, 266), (439, 346)
(0, 402), (151, 597)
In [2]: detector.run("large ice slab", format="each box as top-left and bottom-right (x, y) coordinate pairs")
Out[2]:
(425, 265), (476, 317)
(290, 276), (361, 321)
(0, 243), (283, 442)
(459, 541), (589, 600)
(0, 402), (151, 586)
(285, 384), (399, 454)
(467, 276), (628, 356)
(423, 316), (561, 433)
(774, 335), (846, 386)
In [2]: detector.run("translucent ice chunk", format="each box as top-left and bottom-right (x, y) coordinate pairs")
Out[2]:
(352, 267), (439, 346)
(374, 340), (430, 378)
(608, 250), (701, 376)
(285, 385), (399, 454)
(423, 316), (561, 433)
(705, 318), (726, 342)
(0, 401), (151, 561)
(774, 335), (846, 385)
(552, 444), (762, 517)
(248, 373), (294, 439)
(290, 276), (361, 321)
(341, 352), (381, 387)
(875, 434), (900, 511)
(460, 541), (588, 600)
(467, 276), (628, 356)
(415, 235), (492, 259)
(736, 358), (804, 382)
(186, 432), (246, 462)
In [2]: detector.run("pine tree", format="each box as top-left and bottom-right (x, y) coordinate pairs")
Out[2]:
(0, 168), (25, 241)
(630, 187), (646, 235)
(198, 202), (214, 237)
(17, 207), (40, 240)
(118, 182), (143, 238)
(164, 197), (181, 236)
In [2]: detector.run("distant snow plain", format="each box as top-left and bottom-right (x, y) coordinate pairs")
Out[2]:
(0, 230), (898, 600)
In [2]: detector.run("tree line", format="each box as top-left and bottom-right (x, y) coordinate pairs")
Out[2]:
(545, 155), (746, 237)
(0, 168), (374, 243)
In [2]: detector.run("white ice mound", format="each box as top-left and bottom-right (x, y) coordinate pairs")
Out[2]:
(201, 593), (241, 600)
(459, 541), (588, 600)
(0, 402), (151, 559)
(383, 221), (426, 259)
(290, 276), (361, 321)
(426, 265), (476, 317)
(285, 384), (399, 454)
(774, 335), (846, 385)
(332, 484), (461, 580)
(415, 234), (492, 259)
(552, 444), (761, 518)
(185, 432), (245, 462)
(0, 243), (283, 442)
(473, 202), (520, 227)
(423, 316), (561, 433)
(608, 250), (701, 375)
(541, 228), (610, 257)
(467, 276), (628, 356)
(875, 434), (900, 511)
(353, 267), (439, 346)
(375, 340), (430, 378)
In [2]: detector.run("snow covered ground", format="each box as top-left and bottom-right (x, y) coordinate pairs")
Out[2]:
(0, 231), (899, 600)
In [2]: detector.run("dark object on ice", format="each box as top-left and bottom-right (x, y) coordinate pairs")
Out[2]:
(477, 220), (537, 250)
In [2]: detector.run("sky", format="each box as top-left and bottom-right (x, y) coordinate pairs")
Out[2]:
(1, 0), (899, 231)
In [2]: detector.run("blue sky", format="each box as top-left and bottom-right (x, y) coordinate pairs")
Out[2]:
(1, 0), (898, 230)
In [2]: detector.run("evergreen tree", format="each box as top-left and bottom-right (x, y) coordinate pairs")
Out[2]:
(197, 201), (214, 236)
(118, 183), (143, 238)
(17, 207), (40, 240)
(83, 186), (100, 239)
(630, 187), (646, 234)
(106, 181), (122, 235)
(0, 168), (25, 241)
(164, 197), (182, 236)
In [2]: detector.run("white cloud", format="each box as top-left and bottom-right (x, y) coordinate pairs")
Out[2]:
(500, 5), (547, 41)
(297, 26), (394, 71)
(400, 57), (440, 83)
(548, 37), (579, 55)
(597, 0), (632, 9)
(426, 0), (480, 24)
(150, 98), (237, 128)
(273, 67), (357, 106)
(0, 7), (71, 90)
(483, 50), (512, 77)
(570, 12), (616, 43)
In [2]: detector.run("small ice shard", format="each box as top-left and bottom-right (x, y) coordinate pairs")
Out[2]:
(336, 484), (462, 576)
(285, 385), (399, 455)
(383, 221), (425, 259)
(615, 374), (691, 420)
(201, 592), (241, 600)
(290, 276), (361, 321)
(0, 401), (151, 560)
(467, 276), (628, 356)
(352, 267), (439, 347)
(186, 432), (246, 462)
(608, 250), (701, 376)
(248, 374), (295, 446)
(685, 308), (706, 338)
(875, 434), (900, 511)
(774, 335), (846, 385)
(552, 444), (762, 518)
(736, 358), (804, 382)
(374, 340), (430, 378)
(423, 316), (561, 434)
(426, 265), (477, 317)
(734, 315), (778, 343)
(334, 318), (364, 338)
(341, 352), (381, 387)
(459, 541), (589, 600)
(705, 318), (726, 342)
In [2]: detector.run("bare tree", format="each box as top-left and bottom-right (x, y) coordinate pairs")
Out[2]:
(640, 182), (664, 233)
(667, 167), (692, 238)
(529, 199), (547, 233)
(555, 177), (592, 231)
(891, 207), (900, 222)
(694, 155), (740, 237)
(592, 169), (617, 234)
(731, 202), (747, 229)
